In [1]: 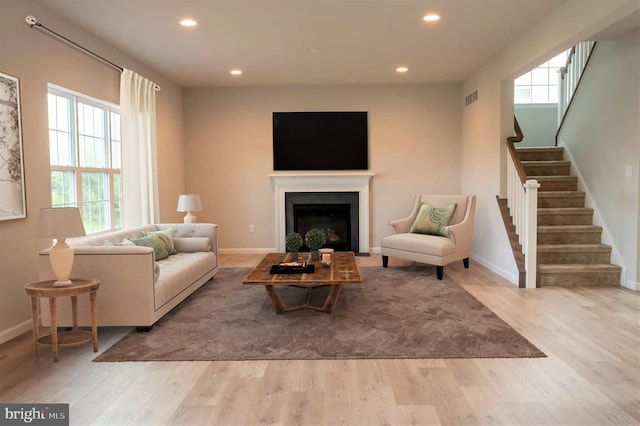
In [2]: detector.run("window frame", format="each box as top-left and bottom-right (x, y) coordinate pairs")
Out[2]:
(47, 85), (122, 234)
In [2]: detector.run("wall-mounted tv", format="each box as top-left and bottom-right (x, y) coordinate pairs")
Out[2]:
(273, 111), (368, 171)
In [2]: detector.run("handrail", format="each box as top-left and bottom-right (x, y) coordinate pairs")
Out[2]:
(507, 115), (528, 184)
(556, 41), (597, 145)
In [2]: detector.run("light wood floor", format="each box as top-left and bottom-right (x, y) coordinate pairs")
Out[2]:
(1, 254), (639, 425)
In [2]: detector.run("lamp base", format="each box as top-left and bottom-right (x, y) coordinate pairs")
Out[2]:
(53, 280), (73, 287)
(183, 211), (197, 223)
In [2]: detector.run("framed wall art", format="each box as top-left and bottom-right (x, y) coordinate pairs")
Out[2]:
(0, 70), (26, 221)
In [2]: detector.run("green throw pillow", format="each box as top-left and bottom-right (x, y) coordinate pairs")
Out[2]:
(410, 202), (457, 237)
(130, 234), (170, 260)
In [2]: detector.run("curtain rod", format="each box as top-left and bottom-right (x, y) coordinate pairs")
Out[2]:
(25, 15), (161, 92)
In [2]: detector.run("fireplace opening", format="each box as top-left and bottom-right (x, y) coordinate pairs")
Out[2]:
(285, 192), (359, 253)
(295, 204), (351, 251)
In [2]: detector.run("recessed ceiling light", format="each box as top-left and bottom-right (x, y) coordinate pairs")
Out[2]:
(423, 14), (441, 22)
(180, 18), (198, 27)
(396, 66), (409, 73)
(230, 69), (243, 76)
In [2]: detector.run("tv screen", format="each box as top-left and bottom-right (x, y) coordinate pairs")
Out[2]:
(273, 111), (368, 171)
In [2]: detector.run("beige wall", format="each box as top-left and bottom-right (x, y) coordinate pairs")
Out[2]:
(183, 85), (462, 252)
(461, 0), (640, 282)
(0, 1), (185, 342)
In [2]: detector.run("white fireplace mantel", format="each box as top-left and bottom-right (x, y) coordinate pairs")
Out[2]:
(270, 172), (374, 253)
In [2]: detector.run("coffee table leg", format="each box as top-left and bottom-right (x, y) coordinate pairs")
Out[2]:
(71, 295), (78, 331)
(264, 285), (286, 314)
(321, 285), (342, 313)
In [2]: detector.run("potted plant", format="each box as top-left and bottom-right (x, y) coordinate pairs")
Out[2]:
(285, 232), (303, 260)
(305, 228), (326, 260)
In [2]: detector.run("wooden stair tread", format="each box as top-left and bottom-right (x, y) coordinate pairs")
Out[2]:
(538, 225), (602, 232)
(539, 264), (622, 272)
(530, 175), (577, 180)
(516, 147), (564, 153)
(537, 244), (611, 252)
(538, 207), (593, 214)
(538, 191), (585, 198)
(521, 160), (571, 165)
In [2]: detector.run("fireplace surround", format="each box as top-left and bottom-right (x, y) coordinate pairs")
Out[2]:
(270, 172), (374, 254)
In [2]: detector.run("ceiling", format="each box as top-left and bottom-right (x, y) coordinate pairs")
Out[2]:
(34, 0), (567, 88)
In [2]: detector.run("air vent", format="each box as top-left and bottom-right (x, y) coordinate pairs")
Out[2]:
(464, 89), (478, 107)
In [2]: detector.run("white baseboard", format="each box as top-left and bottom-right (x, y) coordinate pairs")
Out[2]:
(470, 252), (519, 286)
(218, 247), (276, 255)
(623, 279), (639, 291)
(0, 319), (31, 345)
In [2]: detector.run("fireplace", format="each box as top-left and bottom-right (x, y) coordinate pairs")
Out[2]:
(270, 172), (374, 254)
(286, 192), (359, 252)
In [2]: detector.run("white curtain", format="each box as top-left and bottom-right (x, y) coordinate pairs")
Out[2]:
(120, 69), (159, 227)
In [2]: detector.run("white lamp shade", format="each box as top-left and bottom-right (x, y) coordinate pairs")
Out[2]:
(177, 194), (203, 212)
(35, 207), (86, 239)
(35, 208), (86, 286)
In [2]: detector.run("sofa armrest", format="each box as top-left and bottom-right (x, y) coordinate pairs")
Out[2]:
(389, 195), (422, 234)
(445, 195), (476, 253)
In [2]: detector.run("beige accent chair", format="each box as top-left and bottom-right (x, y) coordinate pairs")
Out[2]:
(381, 194), (476, 280)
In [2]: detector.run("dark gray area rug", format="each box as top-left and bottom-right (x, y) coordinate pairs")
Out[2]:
(94, 266), (545, 361)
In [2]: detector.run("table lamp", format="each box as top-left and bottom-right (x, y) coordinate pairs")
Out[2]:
(35, 207), (86, 286)
(177, 194), (203, 223)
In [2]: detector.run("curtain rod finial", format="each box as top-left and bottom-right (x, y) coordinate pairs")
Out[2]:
(25, 15), (38, 27)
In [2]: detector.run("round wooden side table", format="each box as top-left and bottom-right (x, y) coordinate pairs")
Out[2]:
(24, 278), (100, 362)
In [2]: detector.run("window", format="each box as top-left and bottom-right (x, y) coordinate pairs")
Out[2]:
(514, 50), (569, 104)
(47, 86), (122, 234)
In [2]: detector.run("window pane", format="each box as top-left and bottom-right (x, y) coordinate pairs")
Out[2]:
(113, 173), (122, 228)
(81, 172), (110, 233)
(78, 102), (108, 168)
(515, 87), (531, 103)
(531, 86), (549, 103)
(48, 94), (74, 166)
(548, 50), (569, 67)
(514, 72), (531, 85)
(531, 68), (549, 85)
(51, 170), (76, 208)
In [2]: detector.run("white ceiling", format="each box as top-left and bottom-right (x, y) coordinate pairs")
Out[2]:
(35, 0), (567, 88)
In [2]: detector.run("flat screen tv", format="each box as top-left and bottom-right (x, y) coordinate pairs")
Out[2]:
(273, 111), (368, 170)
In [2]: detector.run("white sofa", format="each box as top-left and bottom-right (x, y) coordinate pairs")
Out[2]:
(38, 223), (218, 329)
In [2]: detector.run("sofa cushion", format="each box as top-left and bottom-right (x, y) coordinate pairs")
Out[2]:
(381, 233), (456, 257)
(173, 237), (211, 253)
(410, 202), (457, 236)
(154, 251), (217, 309)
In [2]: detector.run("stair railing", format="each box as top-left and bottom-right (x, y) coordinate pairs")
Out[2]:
(556, 41), (597, 145)
(506, 116), (539, 288)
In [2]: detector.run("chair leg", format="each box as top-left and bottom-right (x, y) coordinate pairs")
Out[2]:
(436, 265), (443, 280)
(382, 255), (389, 268)
(463, 258), (469, 268)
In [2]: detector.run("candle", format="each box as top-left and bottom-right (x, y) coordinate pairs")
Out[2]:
(322, 253), (330, 263)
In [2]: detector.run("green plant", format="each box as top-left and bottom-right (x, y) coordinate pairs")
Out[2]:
(305, 228), (326, 251)
(285, 232), (303, 252)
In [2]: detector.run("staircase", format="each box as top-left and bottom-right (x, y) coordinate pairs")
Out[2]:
(516, 147), (621, 286)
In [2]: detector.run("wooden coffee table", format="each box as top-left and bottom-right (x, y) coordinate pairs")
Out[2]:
(243, 252), (361, 314)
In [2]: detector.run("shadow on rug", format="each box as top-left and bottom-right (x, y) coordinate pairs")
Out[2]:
(95, 266), (545, 361)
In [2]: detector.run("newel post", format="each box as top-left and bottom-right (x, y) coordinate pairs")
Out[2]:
(524, 179), (540, 288)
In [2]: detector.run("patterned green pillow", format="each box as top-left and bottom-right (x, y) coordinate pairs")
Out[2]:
(130, 234), (170, 260)
(410, 202), (457, 237)
(142, 228), (177, 255)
